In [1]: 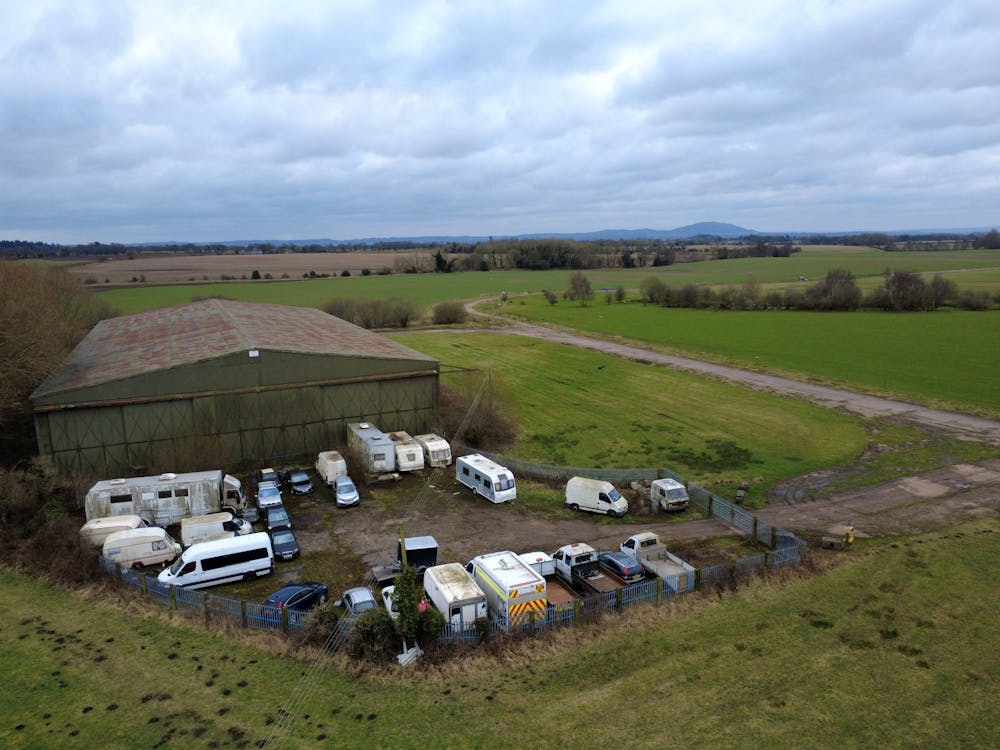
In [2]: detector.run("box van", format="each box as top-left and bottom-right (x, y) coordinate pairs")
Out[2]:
(157, 532), (274, 590)
(315, 450), (348, 486)
(423, 563), (488, 627)
(455, 454), (516, 503)
(79, 514), (147, 550)
(414, 434), (452, 468)
(650, 478), (690, 512)
(565, 477), (628, 517)
(102, 527), (181, 569)
(180, 512), (252, 547)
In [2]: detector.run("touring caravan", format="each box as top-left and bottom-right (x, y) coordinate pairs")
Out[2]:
(347, 422), (396, 477)
(102, 527), (181, 569)
(455, 454), (516, 503)
(157, 533), (274, 590)
(386, 431), (425, 473)
(84, 470), (246, 525)
(79, 515), (147, 550)
(414, 434), (452, 468)
(180, 512), (252, 547)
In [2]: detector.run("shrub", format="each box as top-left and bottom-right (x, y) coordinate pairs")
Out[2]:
(542, 289), (558, 305)
(431, 300), (467, 325)
(349, 608), (399, 662)
(301, 601), (344, 647)
(323, 298), (421, 329)
(615, 285), (626, 303)
(438, 381), (517, 450)
(340, 270), (350, 277)
(954, 289), (992, 311)
(416, 607), (445, 648)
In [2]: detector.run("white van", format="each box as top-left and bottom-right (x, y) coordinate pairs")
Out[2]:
(565, 477), (628, 517)
(79, 515), (147, 550)
(650, 478), (690, 512)
(157, 532), (274, 590)
(455, 454), (516, 503)
(102, 527), (181, 569)
(180, 512), (252, 547)
(315, 450), (348, 486)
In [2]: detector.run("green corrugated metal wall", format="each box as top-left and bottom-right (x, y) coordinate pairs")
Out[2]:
(35, 370), (438, 476)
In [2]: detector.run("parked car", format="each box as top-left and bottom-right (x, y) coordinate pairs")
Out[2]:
(253, 467), (280, 487)
(334, 476), (360, 508)
(262, 582), (328, 611)
(269, 528), (300, 561)
(340, 587), (377, 615)
(598, 551), (647, 583)
(381, 585), (400, 619)
(281, 469), (314, 495)
(264, 503), (291, 532)
(257, 481), (283, 511)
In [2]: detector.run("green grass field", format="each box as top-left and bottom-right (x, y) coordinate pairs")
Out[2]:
(393, 332), (868, 492)
(2, 519), (996, 748)
(501, 298), (1000, 418)
(92, 247), (1000, 314)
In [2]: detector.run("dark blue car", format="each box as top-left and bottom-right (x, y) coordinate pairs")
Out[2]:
(262, 582), (328, 611)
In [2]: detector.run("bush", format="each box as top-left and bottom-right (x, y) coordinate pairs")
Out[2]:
(323, 298), (421, 329)
(954, 289), (992, 310)
(349, 608), (399, 662)
(542, 289), (558, 305)
(416, 607), (445, 648)
(301, 600), (344, 646)
(340, 270), (350, 277)
(437, 381), (517, 450)
(432, 300), (467, 325)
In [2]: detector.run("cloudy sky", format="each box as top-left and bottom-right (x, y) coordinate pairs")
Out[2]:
(1, 0), (998, 243)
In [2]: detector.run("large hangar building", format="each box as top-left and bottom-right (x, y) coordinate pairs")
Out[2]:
(30, 299), (440, 476)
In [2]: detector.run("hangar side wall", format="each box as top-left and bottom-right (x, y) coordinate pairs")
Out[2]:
(35, 374), (438, 476)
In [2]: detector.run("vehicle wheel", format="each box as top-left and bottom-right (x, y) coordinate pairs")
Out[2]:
(570, 503), (579, 512)
(319, 594), (327, 605)
(132, 562), (142, 569)
(608, 510), (619, 518)
(243, 572), (254, 582)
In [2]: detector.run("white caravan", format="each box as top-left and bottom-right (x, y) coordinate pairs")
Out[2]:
(347, 422), (396, 476)
(423, 563), (488, 627)
(79, 515), (147, 550)
(455, 454), (516, 503)
(102, 527), (181, 569)
(414, 434), (452, 468)
(387, 431), (425, 473)
(180, 512), (252, 547)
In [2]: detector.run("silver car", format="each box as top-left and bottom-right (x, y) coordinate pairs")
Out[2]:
(334, 475), (359, 508)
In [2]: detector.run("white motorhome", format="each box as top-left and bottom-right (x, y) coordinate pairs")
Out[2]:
(455, 454), (516, 503)
(423, 563), (488, 627)
(79, 515), (147, 550)
(650, 478), (690, 512)
(565, 477), (629, 518)
(347, 422), (396, 476)
(386, 431), (425, 473)
(413, 434), (452, 468)
(467, 550), (546, 627)
(314, 450), (348, 486)
(180, 512), (252, 547)
(102, 527), (181, 569)
(84, 470), (246, 525)
(157, 532), (274, 590)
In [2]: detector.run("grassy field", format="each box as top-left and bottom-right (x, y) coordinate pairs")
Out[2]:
(500, 298), (1000, 418)
(91, 247), (1000, 315)
(2, 519), (996, 748)
(393, 332), (869, 493)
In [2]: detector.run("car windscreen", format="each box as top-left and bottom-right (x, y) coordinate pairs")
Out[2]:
(290, 472), (309, 482)
(608, 488), (623, 502)
(667, 488), (687, 499)
(272, 531), (294, 544)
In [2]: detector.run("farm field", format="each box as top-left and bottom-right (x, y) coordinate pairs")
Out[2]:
(88, 247), (1000, 315)
(500, 299), (1000, 418)
(392, 332), (869, 491)
(2, 519), (996, 748)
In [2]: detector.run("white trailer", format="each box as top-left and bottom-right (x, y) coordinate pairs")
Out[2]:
(84, 470), (246, 525)
(467, 550), (546, 628)
(387, 431), (425, 473)
(347, 422), (397, 477)
(455, 454), (516, 503)
(413, 433), (452, 468)
(423, 563), (488, 627)
(180, 512), (252, 547)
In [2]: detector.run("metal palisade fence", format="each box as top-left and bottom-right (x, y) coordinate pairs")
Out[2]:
(97, 454), (807, 648)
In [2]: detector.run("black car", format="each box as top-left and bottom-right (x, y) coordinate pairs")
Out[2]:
(598, 551), (646, 583)
(263, 503), (291, 532)
(262, 582), (328, 611)
(281, 469), (314, 495)
(270, 528), (300, 561)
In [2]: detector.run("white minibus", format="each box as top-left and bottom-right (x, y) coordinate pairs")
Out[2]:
(157, 532), (273, 589)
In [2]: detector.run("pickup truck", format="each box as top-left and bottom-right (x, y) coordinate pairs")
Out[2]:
(619, 532), (694, 591)
(518, 551), (581, 608)
(552, 543), (622, 596)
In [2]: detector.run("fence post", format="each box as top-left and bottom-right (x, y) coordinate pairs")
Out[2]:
(141, 573), (148, 594)
(764, 550), (772, 568)
(169, 584), (177, 611)
(707, 495), (713, 517)
(281, 607), (289, 634)
(752, 516), (758, 540)
(529, 611), (536, 633)
(694, 568), (702, 590)
(655, 578), (662, 605)
(241, 600), (248, 628)
(204, 598), (210, 628)
(731, 558), (738, 582)
(615, 588), (623, 611)
(771, 526), (777, 549)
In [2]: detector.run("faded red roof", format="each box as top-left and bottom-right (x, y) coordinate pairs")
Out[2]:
(33, 299), (436, 397)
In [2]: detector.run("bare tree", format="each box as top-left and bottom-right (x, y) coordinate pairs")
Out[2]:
(567, 271), (593, 306)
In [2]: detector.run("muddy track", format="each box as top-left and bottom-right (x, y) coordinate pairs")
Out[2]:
(425, 300), (1000, 539)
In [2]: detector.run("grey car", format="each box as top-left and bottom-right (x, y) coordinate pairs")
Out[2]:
(340, 587), (377, 615)
(334, 475), (360, 508)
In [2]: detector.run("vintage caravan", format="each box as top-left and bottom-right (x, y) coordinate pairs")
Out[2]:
(347, 422), (396, 476)
(413, 434), (452, 468)
(102, 527), (181, 569)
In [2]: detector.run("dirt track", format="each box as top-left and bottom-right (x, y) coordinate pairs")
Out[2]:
(446, 300), (1000, 540)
